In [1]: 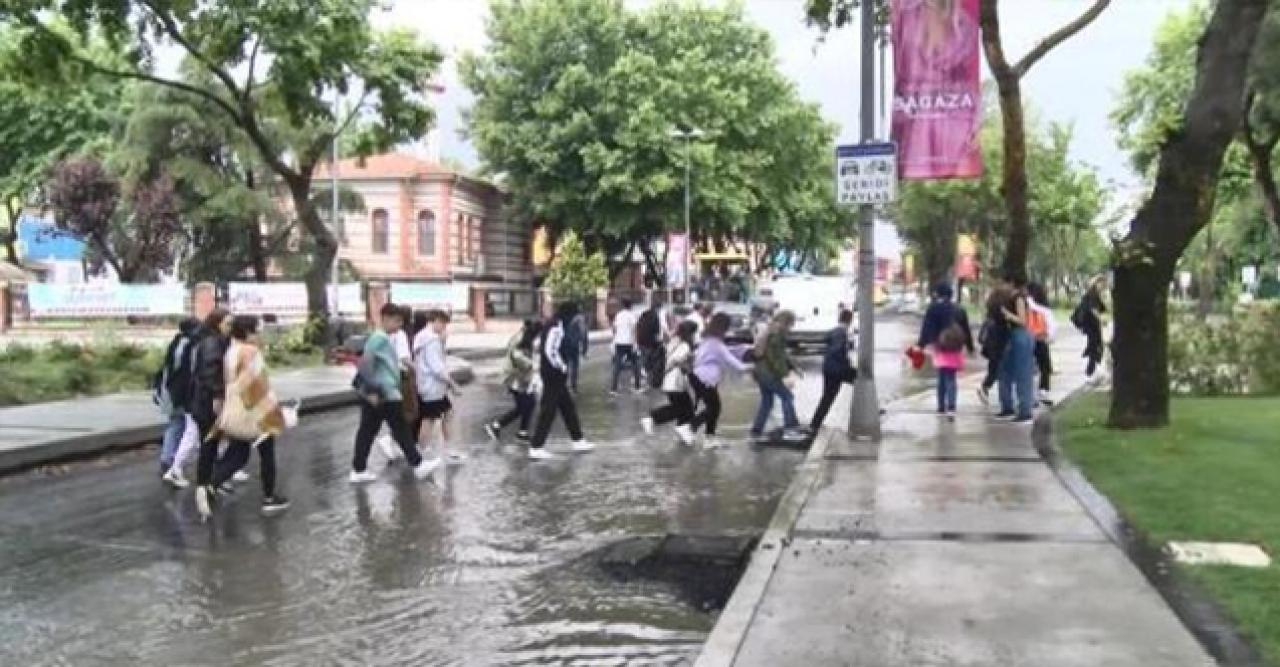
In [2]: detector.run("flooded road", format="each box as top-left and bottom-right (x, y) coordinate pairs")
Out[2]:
(0, 318), (924, 666)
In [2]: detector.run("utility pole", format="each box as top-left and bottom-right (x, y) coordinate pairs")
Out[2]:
(848, 0), (880, 440)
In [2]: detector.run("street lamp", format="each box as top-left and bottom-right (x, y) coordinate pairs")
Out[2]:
(669, 126), (704, 298)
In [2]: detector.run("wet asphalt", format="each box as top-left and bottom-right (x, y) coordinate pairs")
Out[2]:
(0, 319), (922, 666)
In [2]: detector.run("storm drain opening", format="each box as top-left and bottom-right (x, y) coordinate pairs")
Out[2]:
(597, 534), (759, 612)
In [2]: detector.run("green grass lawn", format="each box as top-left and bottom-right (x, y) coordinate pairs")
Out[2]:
(1058, 393), (1280, 662)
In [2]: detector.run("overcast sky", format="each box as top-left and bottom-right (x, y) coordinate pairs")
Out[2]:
(384, 0), (1190, 192)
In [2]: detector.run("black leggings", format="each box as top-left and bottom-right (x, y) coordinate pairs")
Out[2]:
(531, 372), (584, 449)
(810, 368), (856, 432)
(690, 375), (722, 435)
(195, 414), (218, 486)
(352, 399), (423, 472)
(1034, 340), (1053, 392)
(213, 437), (277, 497)
(496, 389), (537, 433)
(982, 355), (1001, 391)
(651, 391), (695, 426)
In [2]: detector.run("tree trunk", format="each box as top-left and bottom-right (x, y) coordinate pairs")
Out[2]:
(288, 177), (336, 344)
(1109, 0), (1268, 429)
(1197, 220), (1215, 317)
(2, 200), (19, 265)
(995, 78), (1031, 283)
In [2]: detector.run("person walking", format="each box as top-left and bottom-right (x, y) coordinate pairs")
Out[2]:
(915, 284), (975, 420)
(689, 312), (751, 448)
(636, 298), (666, 390)
(569, 307), (589, 393)
(809, 309), (857, 432)
(485, 319), (543, 443)
(640, 320), (699, 444)
(155, 317), (200, 487)
(414, 310), (464, 465)
(349, 304), (439, 484)
(1027, 282), (1057, 404)
(192, 308), (231, 516)
(750, 310), (805, 443)
(201, 315), (292, 517)
(610, 298), (642, 395)
(686, 302), (713, 342)
(528, 301), (597, 461)
(1075, 275), (1108, 377)
(976, 281), (1012, 406)
(996, 277), (1037, 424)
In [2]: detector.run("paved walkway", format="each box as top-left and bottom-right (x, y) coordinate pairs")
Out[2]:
(698, 334), (1215, 667)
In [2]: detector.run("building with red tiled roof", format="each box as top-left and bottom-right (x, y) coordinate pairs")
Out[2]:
(307, 152), (533, 289)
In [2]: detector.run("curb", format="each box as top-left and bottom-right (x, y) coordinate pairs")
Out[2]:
(0, 357), (483, 477)
(694, 426), (838, 667)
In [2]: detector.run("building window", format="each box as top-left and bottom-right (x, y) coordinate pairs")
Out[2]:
(371, 208), (389, 254)
(417, 210), (436, 256)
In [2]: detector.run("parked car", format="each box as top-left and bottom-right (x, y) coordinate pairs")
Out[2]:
(756, 274), (857, 352)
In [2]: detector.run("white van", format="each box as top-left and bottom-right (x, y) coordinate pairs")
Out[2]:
(756, 274), (857, 350)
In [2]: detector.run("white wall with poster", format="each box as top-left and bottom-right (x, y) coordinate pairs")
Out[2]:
(228, 282), (365, 319)
(390, 282), (470, 313)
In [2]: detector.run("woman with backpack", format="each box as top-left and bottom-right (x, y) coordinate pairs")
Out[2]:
(485, 319), (543, 443)
(1075, 275), (1108, 378)
(750, 310), (805, 443)
(640, 319), (699, 444)
(915, 284), (974, 419)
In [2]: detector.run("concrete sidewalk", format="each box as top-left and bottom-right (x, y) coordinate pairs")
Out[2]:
(698, 335), (1215, 667)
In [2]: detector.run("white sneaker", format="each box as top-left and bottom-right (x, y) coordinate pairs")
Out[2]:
(674, 424), (695, 445)
(377, 435), (403, 463)
(640, 417), (655, 436)
(232, 470), (250, 483)
(703, 437), (727, 450)
(349, 470), (379, 484)
(484, 422), (501, 441)
(976, 386), (990, 406)
(570, 440), (596, 452)
(446, 452), (468, 466)
(528, 447), (554, 461)
(195, 486), (213, 521)
(782, 428), (809, 442)
(162, 468), (190, 489)
(414, 458), (441, 480)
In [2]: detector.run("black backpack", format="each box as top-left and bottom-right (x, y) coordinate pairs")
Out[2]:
(156, 333), (196, 409)
(636, 309), (661, 346)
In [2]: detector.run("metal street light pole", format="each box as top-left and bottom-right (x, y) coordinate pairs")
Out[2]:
(848, 0), (881, 440)
(330, 92), (342, 326)
(669, 127), (704, 300)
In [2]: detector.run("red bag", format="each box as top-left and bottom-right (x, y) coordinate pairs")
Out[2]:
(905, 345), (926, 370)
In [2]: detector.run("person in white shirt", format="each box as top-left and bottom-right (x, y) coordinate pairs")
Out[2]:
(528, 302), (596, 460)
(415, 310), (464, 465)
(610, 298), (641, 395)
(685, 302), (713, 342)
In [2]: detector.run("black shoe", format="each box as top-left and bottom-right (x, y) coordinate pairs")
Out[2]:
(261, 495), (291, 516)
(1012, 416), (1034, 424)
(214, 482), (236, 498)
(516, 431), (531, 443)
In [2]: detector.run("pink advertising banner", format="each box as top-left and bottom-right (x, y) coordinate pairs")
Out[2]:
(892, 0), (984, 180)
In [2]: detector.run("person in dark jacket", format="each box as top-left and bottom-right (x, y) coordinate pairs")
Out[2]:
(976, 281), (1013, 406)
(1079, 275), (1108, 377)
(190, 307), (231, 492)
(528, 302), (597, 460)
(917, 283), (975, 418)
(808, 309), (857, 433)
(156, 317), (200, 480)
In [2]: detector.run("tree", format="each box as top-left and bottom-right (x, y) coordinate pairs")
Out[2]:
(45, 156), (181, 282)
(804, 0), (1111, 282)
(5, 1), (442, 338)
(1242, 9), (1280, 236)
(1109, 0), (1270, 429)
(462, 0), (843, 282)
(0, 24), (120, 264)
(545, 231), (609, 304)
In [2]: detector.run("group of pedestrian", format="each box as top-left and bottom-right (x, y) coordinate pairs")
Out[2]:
(915, 273), (1108, 423)
(155, 307), (294, 520)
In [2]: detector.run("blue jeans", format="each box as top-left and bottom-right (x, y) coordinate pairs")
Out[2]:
(936, 369), (958, 413)
(159, 412), (185, 469)
(998, 328), (1036, 419)
(752, 375), (799, 435)
(611, 344), (640, 391)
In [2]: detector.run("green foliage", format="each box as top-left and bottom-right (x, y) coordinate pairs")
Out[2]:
(1168, 303), (1280, 395)
(895, 106), (1107, 293)
(462, 0), (847, 280)
(545, 231), (609, 304)
(0, 343), (36, 363)
(1058, 392), (1280, 664)
(45, 339), (84, 362)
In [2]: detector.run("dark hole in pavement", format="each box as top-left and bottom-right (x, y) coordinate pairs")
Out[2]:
(595, 533), (759, 612)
